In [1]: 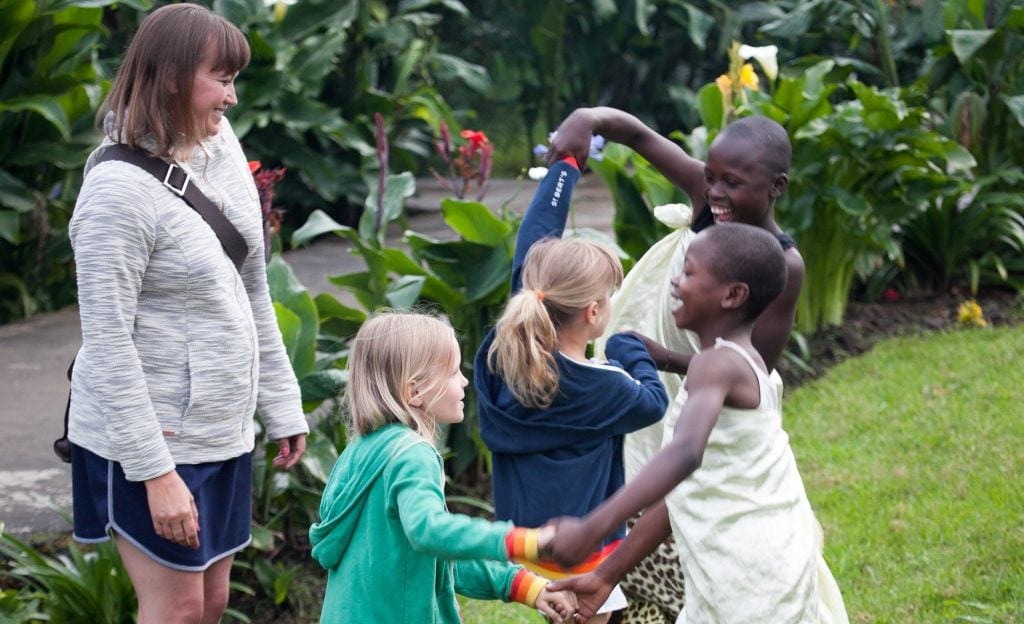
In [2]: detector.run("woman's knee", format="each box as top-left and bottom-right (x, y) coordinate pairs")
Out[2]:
(201, 584), (230, 623)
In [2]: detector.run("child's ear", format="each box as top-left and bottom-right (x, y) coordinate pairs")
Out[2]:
(770, 172), (789, 200)
(406, 382), (424, 408)
(585, 300), (601, 325)
(721, 282), (750, 311)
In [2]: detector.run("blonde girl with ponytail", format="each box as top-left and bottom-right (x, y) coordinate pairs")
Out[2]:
(474, 157), (669, 623)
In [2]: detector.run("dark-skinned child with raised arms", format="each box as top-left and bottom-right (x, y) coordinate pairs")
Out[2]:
(533, 223), (847, 623)
(547, 109), (806, 622)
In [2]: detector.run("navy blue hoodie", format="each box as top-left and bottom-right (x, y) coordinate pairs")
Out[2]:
(474, 160), (669, 541)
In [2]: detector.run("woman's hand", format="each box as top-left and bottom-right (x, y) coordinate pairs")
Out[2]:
(144, 470), (200, 549)
(273, 432), (307, 470)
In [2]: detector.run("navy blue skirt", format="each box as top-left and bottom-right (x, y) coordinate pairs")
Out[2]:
(71, 444), (252, 571)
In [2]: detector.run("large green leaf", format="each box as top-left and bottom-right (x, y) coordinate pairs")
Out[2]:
(1001, 94), (1024, 130)
(386, 275), (426, 310)
(0, 0), (35, 70)
(272, 302), (302, 365)
(298, 430), (341, 484)
(695, 82), (725, 133)
(278, 0), (358, 41)
(432, 53), (490, 93)
(267, 256), (319, 378)
(314, 292), (365, 338)
(683, 5), (715, 51)
(0, 169), (34, 212)
(291, 209), (350, 247)
(947, 29), (996, 64)
(440, 198), (512, 246)
(460, 244), (510, 303)
(0, 96), (71, 140)
(298, 369), (348, 407)
(0, 209), (20, 244)
(37, 8), (104, 76)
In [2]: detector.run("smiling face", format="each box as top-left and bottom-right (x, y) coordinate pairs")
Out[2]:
(702, 133), (785, 228)
(670, 235), (728, 332)
(189, 45), (238, 140)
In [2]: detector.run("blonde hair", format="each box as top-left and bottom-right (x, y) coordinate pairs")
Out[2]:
(346, 312), (459, 441)
(100, 3), (250, 158)
(488, 237), (623, 408)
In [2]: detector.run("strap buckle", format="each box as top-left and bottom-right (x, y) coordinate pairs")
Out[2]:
(162, 163), (191, 196)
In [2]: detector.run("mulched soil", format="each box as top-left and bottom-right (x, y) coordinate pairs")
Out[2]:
(775, 287), (1022, 389)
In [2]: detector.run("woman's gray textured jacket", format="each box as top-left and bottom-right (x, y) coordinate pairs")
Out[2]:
(68, 117), (308, 482)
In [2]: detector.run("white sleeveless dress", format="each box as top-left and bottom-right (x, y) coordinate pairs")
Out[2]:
(662, 338), (849, 624)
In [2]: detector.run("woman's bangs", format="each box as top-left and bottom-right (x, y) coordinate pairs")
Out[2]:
(209, 24), (250, 74)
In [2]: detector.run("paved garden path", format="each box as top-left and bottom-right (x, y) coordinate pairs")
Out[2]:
(0, 174), (616, 539)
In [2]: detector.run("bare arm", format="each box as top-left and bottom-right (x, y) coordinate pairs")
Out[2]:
(632, 331), (693, 375)
(752, 248), (804, 371)
(544, 351), (735, 566)
(547, 107), (707, 204)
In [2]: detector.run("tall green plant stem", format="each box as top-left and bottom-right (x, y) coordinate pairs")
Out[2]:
(868, 0), (900, 87)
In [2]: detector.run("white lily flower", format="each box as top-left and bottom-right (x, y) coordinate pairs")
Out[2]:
(738, 44), (779, 82)
(528, 167), (548, 181)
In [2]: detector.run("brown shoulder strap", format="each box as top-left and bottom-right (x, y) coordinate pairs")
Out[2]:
(95, 144), (249, 271)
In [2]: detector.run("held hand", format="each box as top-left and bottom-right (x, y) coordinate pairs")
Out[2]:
(547, 111), (595, 168)
(543, 516), (600, 568)
(535, 523), (556, 552)
(534, 586), (578, 623)
(273, 433), (307, 470)
(546, 573), (613, 623)
(145, 470), (200, 549)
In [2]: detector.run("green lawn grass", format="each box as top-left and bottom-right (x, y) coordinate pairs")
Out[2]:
(461, 326), (1024, 623)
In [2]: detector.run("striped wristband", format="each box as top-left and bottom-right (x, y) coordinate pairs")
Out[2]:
(508, 568), (547, 606)
(505, 527), (542, 561)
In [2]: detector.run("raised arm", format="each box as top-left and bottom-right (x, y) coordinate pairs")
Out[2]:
(548, 106), (706, 205)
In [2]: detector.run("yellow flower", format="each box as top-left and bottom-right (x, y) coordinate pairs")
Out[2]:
(715, 74), (733, 99)
(738, 63), (759, 91)
(957, 299), (988, 328)
(715, 74), (733, 118)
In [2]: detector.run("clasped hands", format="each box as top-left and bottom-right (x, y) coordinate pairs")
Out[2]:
(534, 518), (616, 623)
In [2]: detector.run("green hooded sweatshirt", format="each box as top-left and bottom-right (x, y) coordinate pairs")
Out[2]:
(310, 424), (535, 623)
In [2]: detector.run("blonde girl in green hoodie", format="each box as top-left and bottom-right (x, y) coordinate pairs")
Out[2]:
(310, 312), (578, 623)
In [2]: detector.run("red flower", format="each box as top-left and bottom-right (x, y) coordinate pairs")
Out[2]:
(883, 287), (900, 302)
(459, 130), (489, 148)
(429, 123), (495, 201)
(248, 160), (261, 174)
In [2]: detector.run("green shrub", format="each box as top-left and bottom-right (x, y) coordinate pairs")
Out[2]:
(0, 0), (148, 324)
(0, 526), (136, 623)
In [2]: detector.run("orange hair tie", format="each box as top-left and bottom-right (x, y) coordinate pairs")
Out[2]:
(534, 288), (545, 302)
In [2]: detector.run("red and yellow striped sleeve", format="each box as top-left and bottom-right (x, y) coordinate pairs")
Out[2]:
(513, 538), (623, 580)
(508, 567), (547, 607)
(504, 527), (541, 561)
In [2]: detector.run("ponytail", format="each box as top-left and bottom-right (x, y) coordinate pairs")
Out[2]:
(488, 237), (623, 409)
(488, 289), (561, 408)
